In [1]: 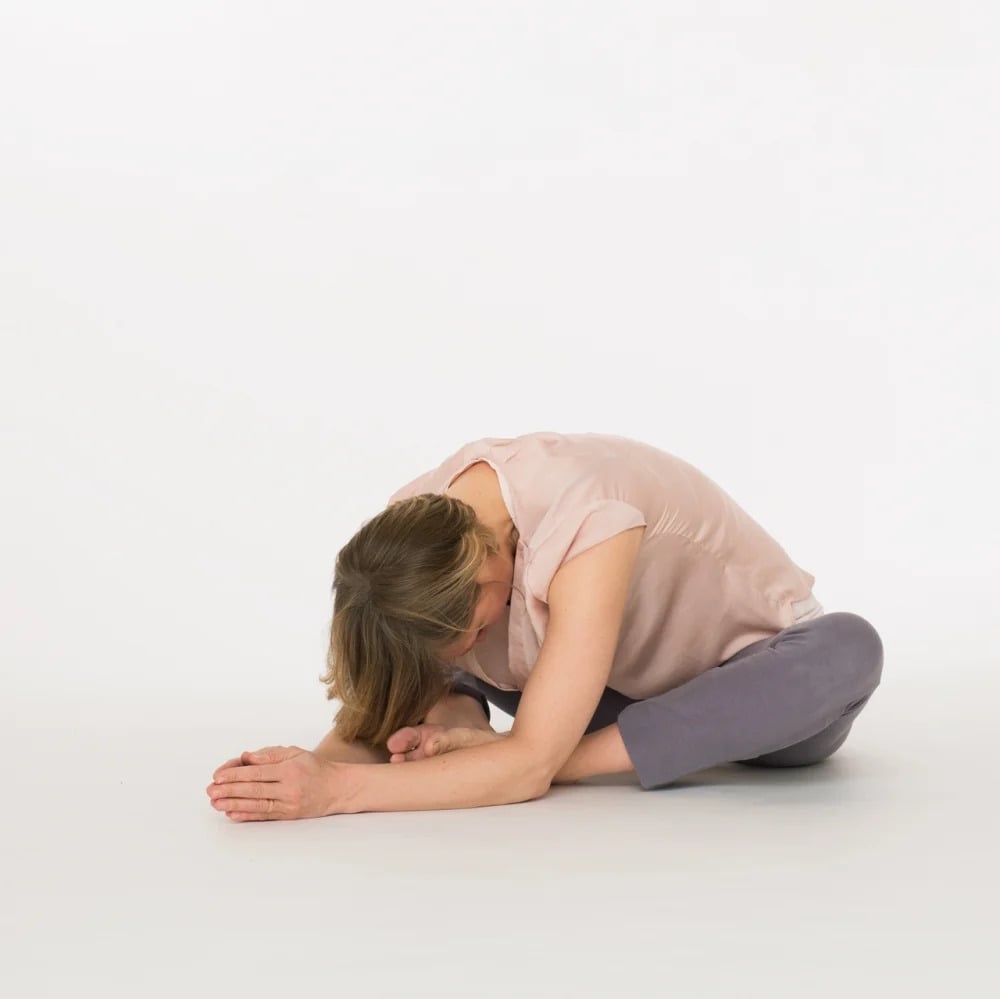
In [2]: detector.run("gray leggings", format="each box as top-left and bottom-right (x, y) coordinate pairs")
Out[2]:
(449, 611), (885, 790)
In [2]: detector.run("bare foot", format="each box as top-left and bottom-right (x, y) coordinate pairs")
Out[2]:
(385, 723), (504, 762)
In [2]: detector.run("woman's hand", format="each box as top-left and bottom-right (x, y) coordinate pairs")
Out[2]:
(385, 724), (505, 763)
(206, 745), (356, 821)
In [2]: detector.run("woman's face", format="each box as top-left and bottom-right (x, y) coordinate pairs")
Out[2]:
(441, 552), (513, 661)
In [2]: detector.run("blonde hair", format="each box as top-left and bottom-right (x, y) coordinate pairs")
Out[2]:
(320, 493), (514, 748)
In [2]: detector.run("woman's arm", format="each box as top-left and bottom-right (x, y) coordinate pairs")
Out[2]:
(329, 525), (642, 812)
(338, 736), (547, 813)
(313, 727), (390, 764)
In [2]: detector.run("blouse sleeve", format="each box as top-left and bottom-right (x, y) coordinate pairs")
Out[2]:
(525, 497), (647, 604)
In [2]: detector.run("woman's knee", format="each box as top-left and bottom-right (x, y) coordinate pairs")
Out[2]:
(820, 611), (885, 694)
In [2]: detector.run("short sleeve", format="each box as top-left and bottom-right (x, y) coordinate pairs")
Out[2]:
(525, 497), (647, 604)
(386, 441), (477, 506)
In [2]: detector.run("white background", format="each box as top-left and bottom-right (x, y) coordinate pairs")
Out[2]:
(2, 2), (997, 997)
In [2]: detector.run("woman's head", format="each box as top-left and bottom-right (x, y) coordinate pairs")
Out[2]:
(320, 492), (515, 748)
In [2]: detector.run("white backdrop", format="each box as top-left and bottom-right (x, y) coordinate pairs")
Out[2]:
(4, 1), (995, 705)
(1, 3), (997, 997)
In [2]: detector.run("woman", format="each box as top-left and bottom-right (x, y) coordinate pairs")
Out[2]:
(207, 431), (884, 821)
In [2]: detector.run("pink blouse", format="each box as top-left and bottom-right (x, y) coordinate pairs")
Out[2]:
(386, 431), (824, 699)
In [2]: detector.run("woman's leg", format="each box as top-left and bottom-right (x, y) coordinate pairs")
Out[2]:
(461, 611), (884, 790)
(615, 611), (884, 788)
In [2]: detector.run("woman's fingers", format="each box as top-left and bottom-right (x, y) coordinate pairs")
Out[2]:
(241, 746), (287, 763)
(213, 757), (244, 779)
(211, 747), (284, 782)
(209, 781), (286, 808)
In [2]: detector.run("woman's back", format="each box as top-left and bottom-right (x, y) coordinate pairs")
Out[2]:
(387, 431), (822, 698)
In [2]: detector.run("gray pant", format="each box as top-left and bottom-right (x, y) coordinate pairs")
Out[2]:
(449, 611), (885, 790)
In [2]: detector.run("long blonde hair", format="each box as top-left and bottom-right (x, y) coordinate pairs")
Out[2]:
(320, 492), (509, 748)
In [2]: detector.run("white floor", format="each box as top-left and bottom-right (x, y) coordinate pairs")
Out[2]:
(4, 669), (996, 999)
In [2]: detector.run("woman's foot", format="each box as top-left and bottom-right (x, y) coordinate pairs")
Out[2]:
(385, 723), (504, 762)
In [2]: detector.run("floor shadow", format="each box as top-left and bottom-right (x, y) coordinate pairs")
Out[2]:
(577, 757), (853, 790)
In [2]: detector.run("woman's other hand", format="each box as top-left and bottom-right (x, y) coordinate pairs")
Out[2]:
(207, 745), (355, 821)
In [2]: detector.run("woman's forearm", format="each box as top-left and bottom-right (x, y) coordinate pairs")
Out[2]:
(313, 727), (390, 765)
(422, 698), (638, 783)
(314, 698), (634, 785)
(342, 736), (546, 813)
(337, 724), (635, 813)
